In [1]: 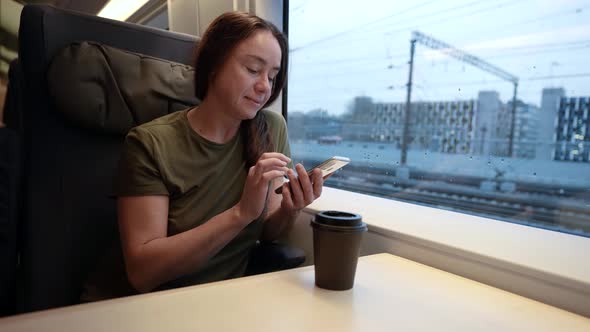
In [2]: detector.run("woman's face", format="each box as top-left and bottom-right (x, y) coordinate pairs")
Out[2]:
(208, 30), (282, 120)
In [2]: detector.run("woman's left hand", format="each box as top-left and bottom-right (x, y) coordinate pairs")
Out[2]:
(280, 163), (324, 214)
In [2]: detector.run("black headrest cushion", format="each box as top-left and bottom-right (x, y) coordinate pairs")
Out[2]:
(47, 41), (199, 135)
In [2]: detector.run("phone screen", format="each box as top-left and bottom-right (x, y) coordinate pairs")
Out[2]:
(275, 156), (350, 194)
(310, 156), (350, 178)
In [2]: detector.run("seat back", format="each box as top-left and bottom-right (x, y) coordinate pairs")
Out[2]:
(3, 60), (24, 132)
(16, 4), (197, 313)
(0, 59), (23, 316)
(0, 126), (21, 316)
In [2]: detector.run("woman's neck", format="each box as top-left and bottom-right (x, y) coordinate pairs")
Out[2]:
(187, 99), (241, 144)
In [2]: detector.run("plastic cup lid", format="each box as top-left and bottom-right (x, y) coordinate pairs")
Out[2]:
(315, 210), (362, 227)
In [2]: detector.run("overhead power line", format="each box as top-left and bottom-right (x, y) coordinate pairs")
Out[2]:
(492, 5), (589, 32)
(398, 73), (590, 88)
(412, 31), (518, 83)
(400, 30), (520, 164)
(291, 40), (590, 69)
(299, 0), (523, 53)
(526, 73), (590, 81)
(289, 0), (441, 52)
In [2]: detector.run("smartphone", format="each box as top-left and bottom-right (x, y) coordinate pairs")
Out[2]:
(275, 156), (350, 194)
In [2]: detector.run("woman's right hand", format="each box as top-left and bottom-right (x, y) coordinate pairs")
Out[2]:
(236, 152), (291, 222)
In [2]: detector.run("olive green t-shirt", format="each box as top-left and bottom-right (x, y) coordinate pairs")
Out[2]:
(84, 108), (291, 299)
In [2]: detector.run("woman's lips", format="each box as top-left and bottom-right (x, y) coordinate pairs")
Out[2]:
(245, 96), (262, 107)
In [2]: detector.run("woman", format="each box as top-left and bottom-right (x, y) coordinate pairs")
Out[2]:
(85, 11), (324, 298)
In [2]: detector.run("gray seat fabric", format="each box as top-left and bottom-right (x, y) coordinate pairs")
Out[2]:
(48, 41), (198, 135)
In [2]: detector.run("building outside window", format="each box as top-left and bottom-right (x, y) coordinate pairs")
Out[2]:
(287, 0), (590, 237)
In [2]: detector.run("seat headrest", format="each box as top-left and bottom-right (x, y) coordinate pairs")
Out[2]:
(47, 41), (199, 135)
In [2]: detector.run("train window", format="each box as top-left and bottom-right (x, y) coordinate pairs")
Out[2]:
(287, 0), (590, 237)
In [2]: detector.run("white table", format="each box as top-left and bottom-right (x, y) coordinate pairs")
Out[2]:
(1, 253), (588, 331)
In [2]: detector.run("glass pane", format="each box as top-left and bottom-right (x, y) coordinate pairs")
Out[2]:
(287, 0), (590, 237)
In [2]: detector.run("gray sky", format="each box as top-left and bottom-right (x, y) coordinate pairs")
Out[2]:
(287, 0), (590, 115)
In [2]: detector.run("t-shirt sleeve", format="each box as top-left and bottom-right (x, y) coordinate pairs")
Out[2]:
(113, 127), (169, 196)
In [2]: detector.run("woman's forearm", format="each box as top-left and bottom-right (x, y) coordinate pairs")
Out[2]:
(126, 205), (250, 293)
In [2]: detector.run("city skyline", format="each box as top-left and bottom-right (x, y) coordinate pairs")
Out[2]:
(289, 87), (589, 162)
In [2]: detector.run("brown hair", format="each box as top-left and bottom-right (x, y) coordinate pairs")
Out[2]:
(193, 11), (288, 168)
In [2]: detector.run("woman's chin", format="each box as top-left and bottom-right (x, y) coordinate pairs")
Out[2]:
(240, 107), (260, 120)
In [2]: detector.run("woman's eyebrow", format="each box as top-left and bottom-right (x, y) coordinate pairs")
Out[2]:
(244, 54), (280, 71)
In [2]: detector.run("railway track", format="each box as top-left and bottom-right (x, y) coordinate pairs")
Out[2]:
(327, 178), (590, 235)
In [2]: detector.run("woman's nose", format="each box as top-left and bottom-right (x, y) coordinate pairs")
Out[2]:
(255, 76), (271, 93)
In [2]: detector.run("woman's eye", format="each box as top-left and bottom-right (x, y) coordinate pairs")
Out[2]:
(246, 67), (258, 74)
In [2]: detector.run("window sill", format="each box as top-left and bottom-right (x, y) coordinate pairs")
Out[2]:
(302, 187), (590, 317)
